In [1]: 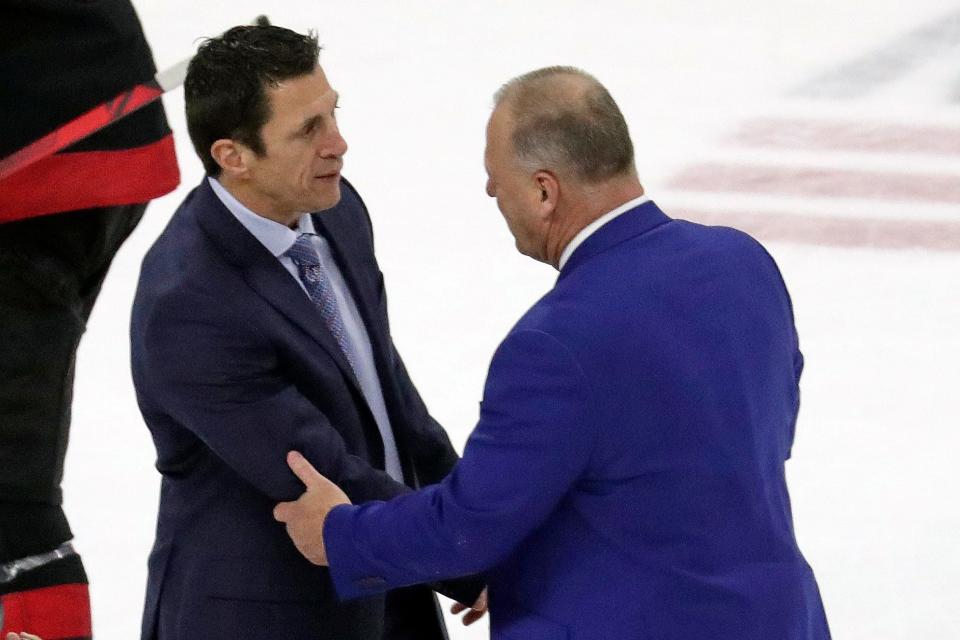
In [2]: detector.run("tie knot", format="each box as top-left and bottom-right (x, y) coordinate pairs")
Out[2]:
(286, 234), (321, 268)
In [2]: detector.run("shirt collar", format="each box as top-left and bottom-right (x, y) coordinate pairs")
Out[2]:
(208, 177), (314, 257)
(558, 193), (650, 271)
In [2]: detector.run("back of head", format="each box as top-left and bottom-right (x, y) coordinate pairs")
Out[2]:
(184, 24), (320, 176)
(494, 66), (635, 184)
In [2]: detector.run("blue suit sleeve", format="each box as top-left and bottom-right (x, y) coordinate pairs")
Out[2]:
(141, 286), (410, 503)
(324, 329), (595, 600)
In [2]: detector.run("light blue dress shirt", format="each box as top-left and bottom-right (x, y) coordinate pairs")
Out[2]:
(208, 177), (404, 482)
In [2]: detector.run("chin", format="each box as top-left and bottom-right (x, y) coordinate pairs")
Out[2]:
(515, 239), (533, 258)
(312, 188), (342, 213)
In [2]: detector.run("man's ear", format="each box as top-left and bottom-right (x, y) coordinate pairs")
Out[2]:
(534, 171), (560, 217)
(210, 138), (248, 178)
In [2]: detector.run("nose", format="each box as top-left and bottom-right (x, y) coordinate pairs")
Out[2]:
(320, 124), (348, 158)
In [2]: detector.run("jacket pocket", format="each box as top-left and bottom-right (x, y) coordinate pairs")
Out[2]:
(199, 557), (331, 603)
(187, 558), (385, 639)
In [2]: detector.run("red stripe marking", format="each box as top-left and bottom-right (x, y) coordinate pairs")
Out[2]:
(0, 135), (179, 223)
(668, 163), (960, 204)
(675, 209), (960, 252)
(0, 83), (164, 181)
(733, 118), (960, 155)
(0, 583), (92, 639)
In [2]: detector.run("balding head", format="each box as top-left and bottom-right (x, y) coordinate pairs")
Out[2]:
(484, 67), (644, 268)
(493, 66), (635, 183)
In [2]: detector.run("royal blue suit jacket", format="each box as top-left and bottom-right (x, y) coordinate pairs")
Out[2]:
(131, 179), (476, 640)
(324, 202), (831, 640)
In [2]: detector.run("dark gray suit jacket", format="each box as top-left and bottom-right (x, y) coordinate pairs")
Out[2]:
(132, 178), (477, 639)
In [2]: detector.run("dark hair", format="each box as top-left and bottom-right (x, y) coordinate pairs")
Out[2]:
(494, 66), (635, 183)
(184, 25), (320, 176)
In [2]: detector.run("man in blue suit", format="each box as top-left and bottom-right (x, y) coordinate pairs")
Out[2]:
(131, 24), (482, 640)
(275, 66), (832, 639)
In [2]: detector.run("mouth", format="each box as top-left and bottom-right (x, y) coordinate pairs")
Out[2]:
(315, 169), (341, 181)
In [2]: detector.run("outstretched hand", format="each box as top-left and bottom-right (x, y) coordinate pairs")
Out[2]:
(273, 451), (351, 566)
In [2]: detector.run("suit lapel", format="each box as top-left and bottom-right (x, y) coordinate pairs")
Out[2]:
(192, 181), (364, 394)
(313, 210), (409, 471)
(313, 213), (392, 368)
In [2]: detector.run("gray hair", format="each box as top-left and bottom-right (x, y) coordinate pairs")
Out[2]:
(493, 66), (635, 182)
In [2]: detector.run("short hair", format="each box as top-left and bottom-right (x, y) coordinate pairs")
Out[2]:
(184, 25), (320, 176)
(494, 66), (635, 183)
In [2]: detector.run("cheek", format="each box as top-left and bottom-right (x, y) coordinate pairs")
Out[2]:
(500, 206), (530, 237)
(497, 197), (520, 226)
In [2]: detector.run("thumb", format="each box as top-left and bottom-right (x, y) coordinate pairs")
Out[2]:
(287, 450), (326, 490)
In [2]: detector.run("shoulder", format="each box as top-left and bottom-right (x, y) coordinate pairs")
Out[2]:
(683, 222), (791, 287)
(668, 218), (772, 259)
(136, 188), (230, 312)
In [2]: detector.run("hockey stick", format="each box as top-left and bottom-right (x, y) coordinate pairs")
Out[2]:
(0, 56), (190, 182)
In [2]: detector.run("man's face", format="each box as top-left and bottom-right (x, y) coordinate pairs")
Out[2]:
(484, 107), (548, 260)
(244, 66), (347, 219)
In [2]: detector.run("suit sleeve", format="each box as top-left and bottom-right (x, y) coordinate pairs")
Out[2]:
(323, 329), (596, 599)
(141, 286), (411, 504)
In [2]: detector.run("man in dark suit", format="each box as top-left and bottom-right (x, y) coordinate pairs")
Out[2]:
(130, 25), (481, 640)
(275, 67), (832, 640)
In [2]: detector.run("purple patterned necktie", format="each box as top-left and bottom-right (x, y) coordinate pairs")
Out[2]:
(285, 233), (356, 372)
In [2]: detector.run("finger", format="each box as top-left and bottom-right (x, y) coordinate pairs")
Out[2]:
(472, 588), (488, 612)
(463, 608), (486, 626)
(450, 601), (468, 614)
(286, 451), (326, 490)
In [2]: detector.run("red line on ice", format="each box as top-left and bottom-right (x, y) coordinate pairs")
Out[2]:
(668, 164), (960, 204)
(675, 209), (960, 252)
(732, 118), (960, 155)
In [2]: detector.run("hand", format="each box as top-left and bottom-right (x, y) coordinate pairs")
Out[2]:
(273, 451), (351, 566)
(7, 633), (42, 640)
(450, 587), (488, 626)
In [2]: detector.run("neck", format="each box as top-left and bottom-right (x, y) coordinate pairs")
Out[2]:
(217, 174), (300, 228)
(544, 174), (644, 269)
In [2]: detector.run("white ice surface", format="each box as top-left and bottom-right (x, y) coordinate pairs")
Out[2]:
(60, 1), (960, 638)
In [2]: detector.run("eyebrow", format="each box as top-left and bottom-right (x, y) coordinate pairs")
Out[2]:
(297, 114), (322, 135)
(295, 92), (340, 135)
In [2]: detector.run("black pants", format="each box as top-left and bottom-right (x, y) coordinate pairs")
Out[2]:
(0, 203), (145, 566)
